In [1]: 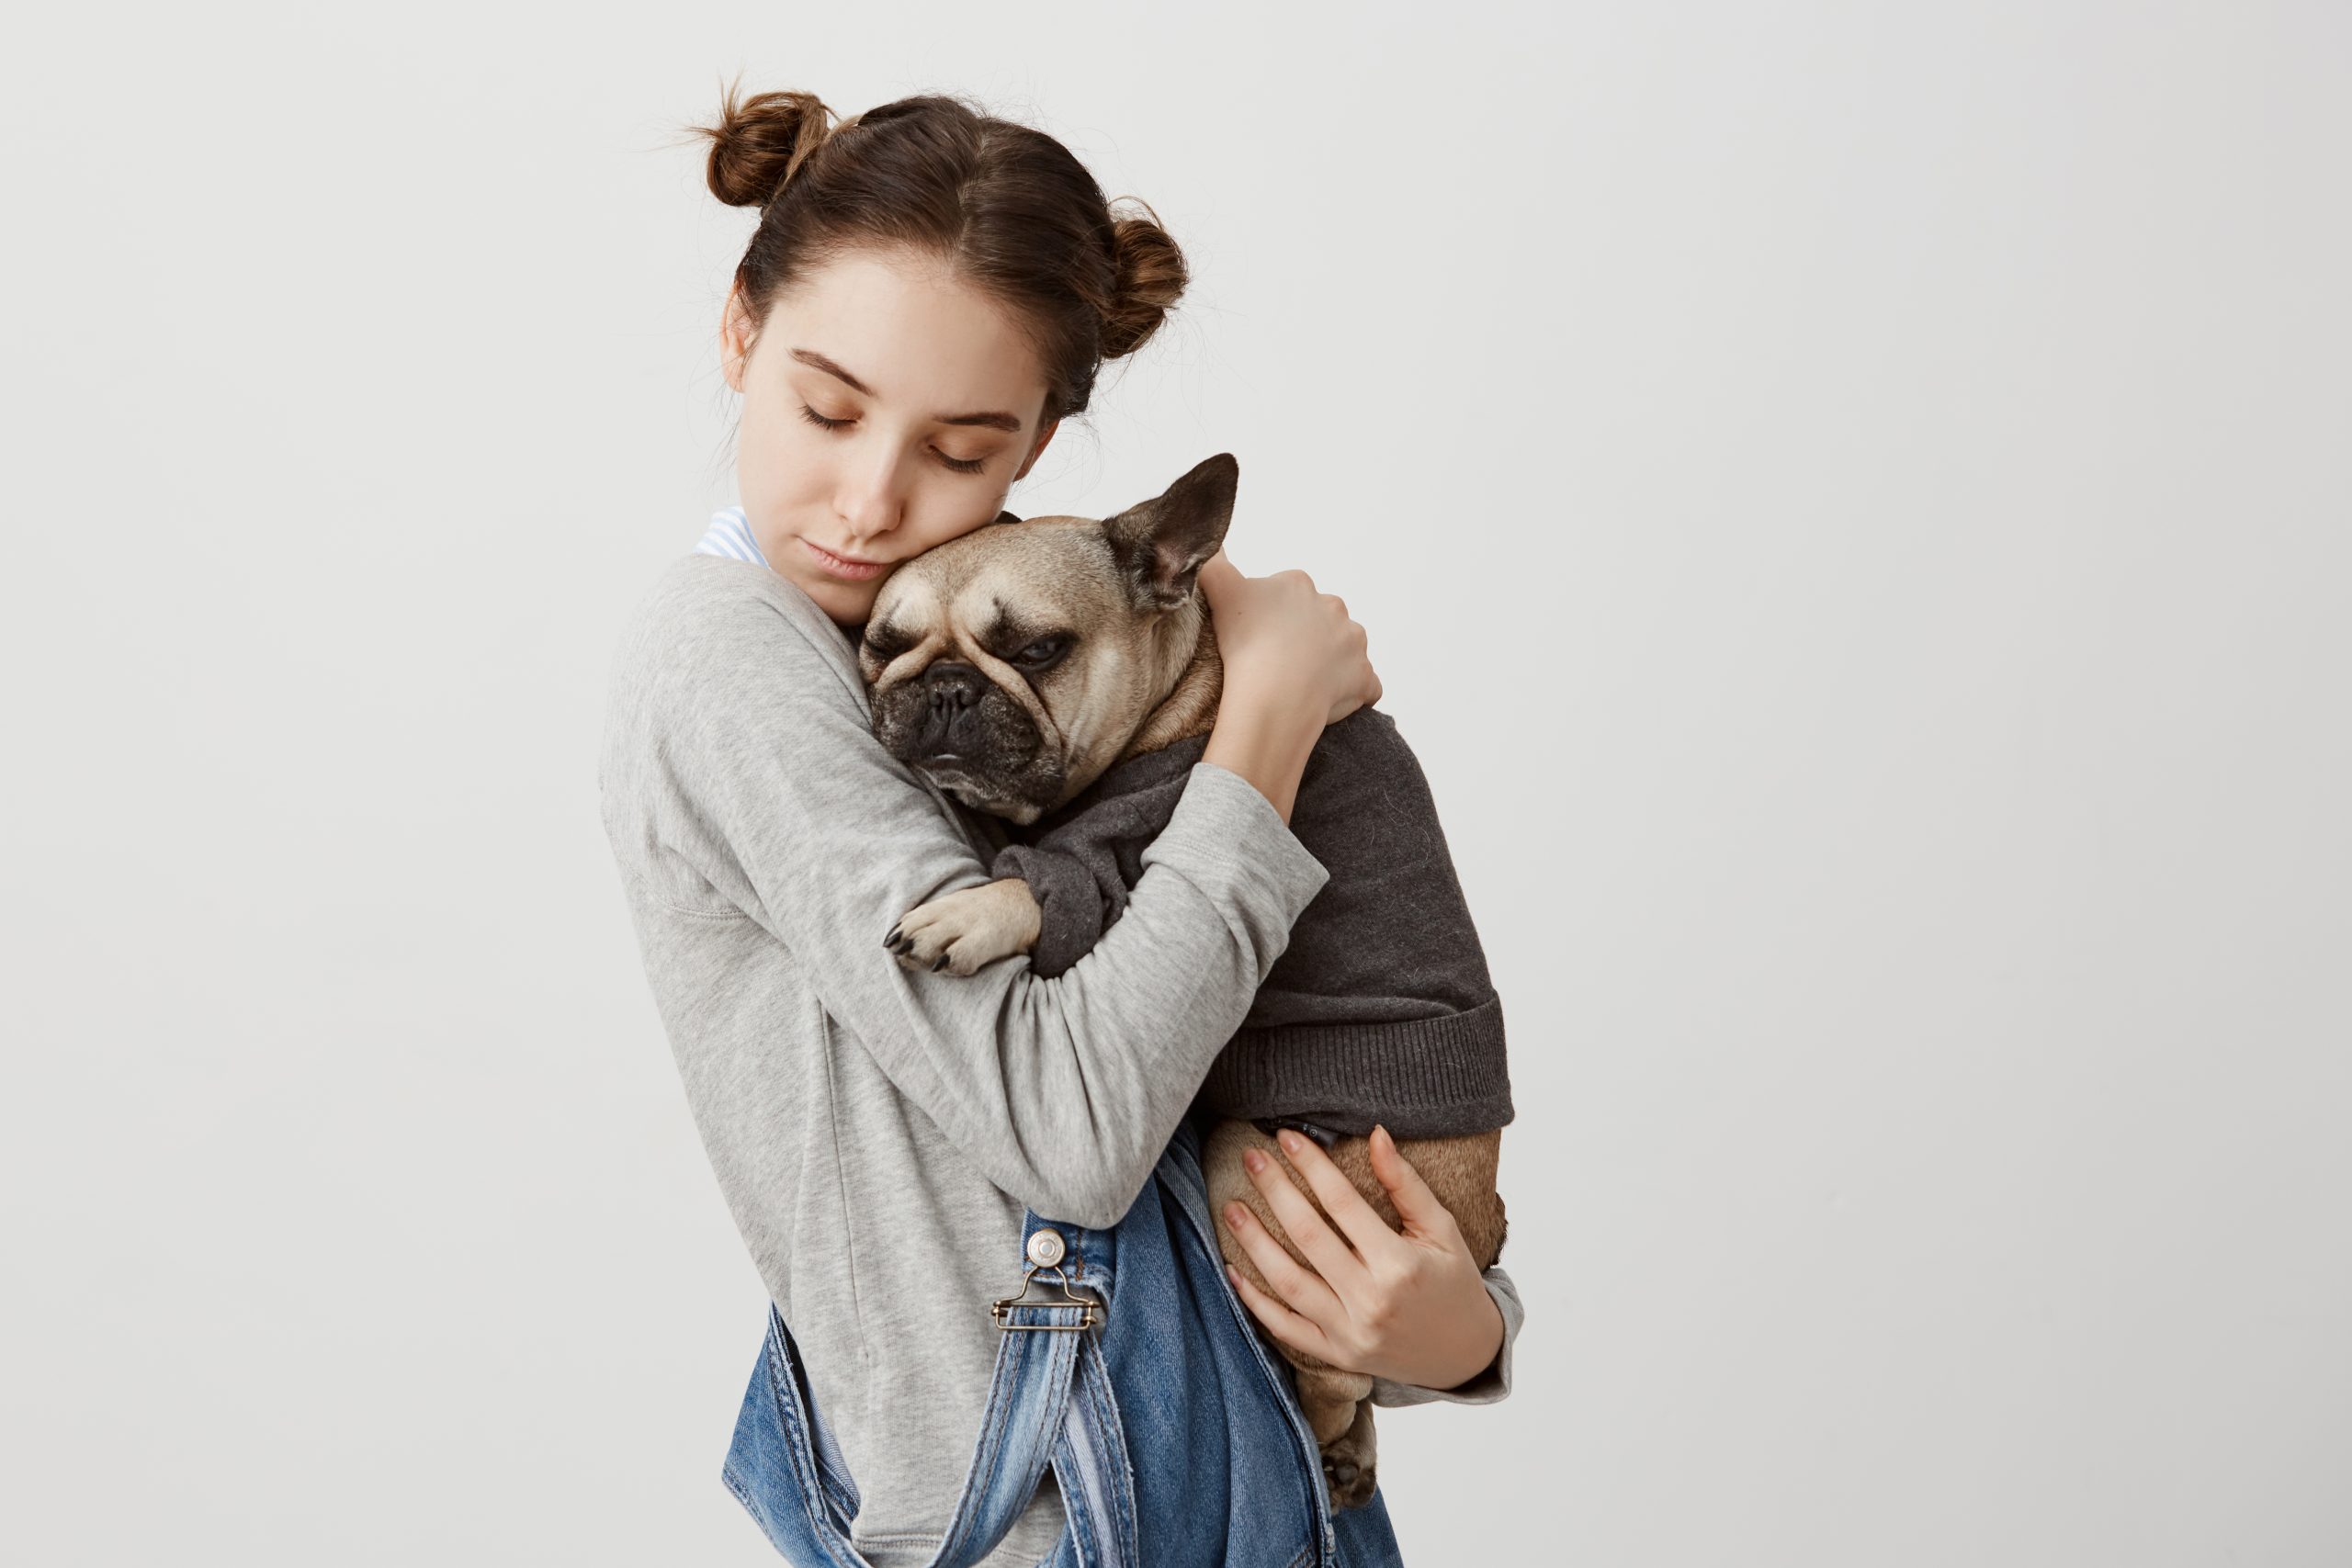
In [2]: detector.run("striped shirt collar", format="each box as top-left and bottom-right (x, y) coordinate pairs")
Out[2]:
(695, 505), (771, 568)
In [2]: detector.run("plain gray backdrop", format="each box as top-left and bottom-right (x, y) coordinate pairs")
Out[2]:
(5, 2), (2346, 1563)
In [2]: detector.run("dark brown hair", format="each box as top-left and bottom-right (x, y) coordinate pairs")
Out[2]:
(689, 81), (1188, 425)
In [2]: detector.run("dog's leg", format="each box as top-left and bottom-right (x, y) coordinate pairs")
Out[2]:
(1303, 1380), (1379, 1510)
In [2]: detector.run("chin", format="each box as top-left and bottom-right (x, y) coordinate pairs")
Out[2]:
(790, 572), (878, 623)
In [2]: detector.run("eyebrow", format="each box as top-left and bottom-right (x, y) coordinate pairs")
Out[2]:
(789, 348), (1025, 434)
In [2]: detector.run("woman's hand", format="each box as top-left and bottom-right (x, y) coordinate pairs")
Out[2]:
(1197, 551), (1381, 727)
(1219, 1124), (1505, 1392)
(1196, 551), (1381, 822)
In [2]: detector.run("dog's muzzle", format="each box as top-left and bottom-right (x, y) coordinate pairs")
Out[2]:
(871, 658), (1060, 818)
(914, 660), (994, 760)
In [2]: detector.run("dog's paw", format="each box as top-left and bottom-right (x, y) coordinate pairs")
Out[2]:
(1319, 1399), (1378, 1512)
(882, 878), (1042, 977)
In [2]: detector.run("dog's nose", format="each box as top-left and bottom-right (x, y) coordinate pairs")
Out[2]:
(923, 661), (986, 716)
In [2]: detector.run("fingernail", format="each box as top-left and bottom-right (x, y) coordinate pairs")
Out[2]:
(1278, 1130), (1301, 1152)
(1243, 1149), (1265, 1173)
(1224, 1202), (1247, 1225)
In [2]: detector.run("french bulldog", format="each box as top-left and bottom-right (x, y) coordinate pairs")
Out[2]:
(857, 453), (1509, 1509)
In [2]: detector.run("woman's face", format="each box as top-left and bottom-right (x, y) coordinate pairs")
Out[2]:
(721, 245), (1060, 626)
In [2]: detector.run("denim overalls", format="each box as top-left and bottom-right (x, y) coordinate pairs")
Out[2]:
(720, 1106), (1408, 1567)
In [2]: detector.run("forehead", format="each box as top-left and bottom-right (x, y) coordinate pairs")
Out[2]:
(767, 246), (1047, 421)
(882, 518), (1124, 630)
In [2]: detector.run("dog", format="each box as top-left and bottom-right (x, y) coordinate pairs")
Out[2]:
(857, 453), (1511, 1508)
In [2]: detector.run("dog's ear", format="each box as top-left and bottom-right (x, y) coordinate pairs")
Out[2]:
(1102, 452), (1238, 611)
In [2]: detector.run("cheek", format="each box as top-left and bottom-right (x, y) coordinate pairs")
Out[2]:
(741, 401), (830, 494)
(909, 501), (1011, 555)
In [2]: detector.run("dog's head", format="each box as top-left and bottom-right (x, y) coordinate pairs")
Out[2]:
(859, 452), (1238, 823)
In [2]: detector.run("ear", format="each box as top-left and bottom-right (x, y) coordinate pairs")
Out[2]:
(720, 283), (755, 393)
(1102, 452), (1238, 611)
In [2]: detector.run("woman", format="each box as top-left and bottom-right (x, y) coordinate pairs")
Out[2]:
(600, 85), (1522, 1567)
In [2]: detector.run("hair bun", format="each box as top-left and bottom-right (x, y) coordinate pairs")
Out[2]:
(695, 81), (834, 209)
(1100, 199), (1188, 359)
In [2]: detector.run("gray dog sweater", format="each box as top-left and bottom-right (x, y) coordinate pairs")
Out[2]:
(993, 707), (1514, 1141)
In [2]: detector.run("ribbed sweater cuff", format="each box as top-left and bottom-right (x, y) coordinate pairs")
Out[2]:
(1199, 995), (1514, 1139)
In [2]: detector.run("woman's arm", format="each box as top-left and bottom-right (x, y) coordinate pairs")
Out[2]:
(621, 562), (1369, 1229)
(1196, 552), (1378, 822)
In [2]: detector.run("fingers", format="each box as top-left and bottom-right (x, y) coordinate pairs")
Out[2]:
(1266, 1129), (1403, 1260)
(1242, 1145), (1368, 1292)
(1194, 550), (1238, 608)
(1365, 1124), (1461, 1243)
(1221, 1196), (1345, 1325)
(1223, 1258), (1340, 1363)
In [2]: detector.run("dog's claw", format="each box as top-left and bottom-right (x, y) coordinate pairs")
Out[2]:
(931, 952), (951, 972)
(884, 926), (901, 949)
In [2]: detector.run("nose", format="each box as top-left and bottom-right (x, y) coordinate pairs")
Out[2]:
(918, 662), (989, 759)
(924, 661), (985, 716)
(836, 446), (908, 545)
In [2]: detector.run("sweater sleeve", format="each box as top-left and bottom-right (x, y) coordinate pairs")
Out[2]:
(639, 585), (1329, 1229)
(1366, 1263), (1524, 1407)
(988, 835), (1111, 980)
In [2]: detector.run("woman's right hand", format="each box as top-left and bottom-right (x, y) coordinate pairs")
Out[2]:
(1195, 551), (1378, 823)
(1197, 551), (1381, 725)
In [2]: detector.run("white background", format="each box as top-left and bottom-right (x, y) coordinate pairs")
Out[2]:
(5, 3), (2347, 1563)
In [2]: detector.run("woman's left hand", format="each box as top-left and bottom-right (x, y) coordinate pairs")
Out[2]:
(1220, 1123), (1504, 1392)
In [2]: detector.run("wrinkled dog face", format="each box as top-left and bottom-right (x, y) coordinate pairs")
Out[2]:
(860, 453), (1238, 824)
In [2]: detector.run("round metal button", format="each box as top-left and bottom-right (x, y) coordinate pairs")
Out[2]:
(1025, 1228), (1067, 1268)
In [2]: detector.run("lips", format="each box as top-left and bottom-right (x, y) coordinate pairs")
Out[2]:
(801, 537), (888, 582)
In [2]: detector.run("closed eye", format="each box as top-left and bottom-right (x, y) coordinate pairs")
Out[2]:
(798, 404), (991, 475)
(863, 622), (916, 661)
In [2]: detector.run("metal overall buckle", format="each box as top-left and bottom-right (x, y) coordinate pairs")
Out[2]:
(991, 1226), (1101, 1332)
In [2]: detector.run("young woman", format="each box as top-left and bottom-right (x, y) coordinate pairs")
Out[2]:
(601, 86), (1523, 1568)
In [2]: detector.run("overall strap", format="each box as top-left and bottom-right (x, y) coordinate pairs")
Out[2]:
(789, 1218), (1138, 1568)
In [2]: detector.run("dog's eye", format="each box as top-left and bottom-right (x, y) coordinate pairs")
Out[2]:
(864, 624), (915, 661)
(1012, 634), (1072, 670)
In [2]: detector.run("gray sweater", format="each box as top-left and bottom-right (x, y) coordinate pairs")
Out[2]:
(996, 714), (1514, 1140)
(599, 551), (1524, 1568)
